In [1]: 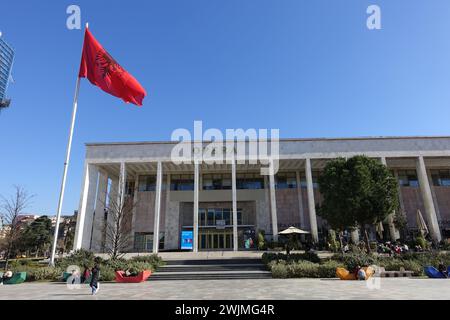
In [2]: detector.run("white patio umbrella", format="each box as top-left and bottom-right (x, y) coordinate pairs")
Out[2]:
(416, 209), (429, 237)
(279, 226), (310, 235)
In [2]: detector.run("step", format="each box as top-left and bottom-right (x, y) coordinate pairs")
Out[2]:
(160, 264), (266, 273)
(164, 259), (263, 266)
(155, 270), (270, 275)
(151, 258), (270, 281)
(149, 272), (272, 281)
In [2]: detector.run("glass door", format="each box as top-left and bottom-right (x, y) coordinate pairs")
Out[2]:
(198, 229), (233, 250)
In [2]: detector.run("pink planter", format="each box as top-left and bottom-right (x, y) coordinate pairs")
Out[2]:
(115, 270), (152, 283)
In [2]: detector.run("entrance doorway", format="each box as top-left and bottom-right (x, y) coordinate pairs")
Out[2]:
(199, 229), (233, 250)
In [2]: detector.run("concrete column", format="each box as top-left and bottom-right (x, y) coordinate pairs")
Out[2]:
(91, 171), (108, 252)
(427, 169), (442, 222)
(193, 162), (200, 252)
(130, 174), (139, 251)
(153, 161), (163, 253)
(381, 157), (397, 241)
(232, 159), (238, 251)
(394, 170), (406, 215)
(163, 174), (171, 250)
(268, 163), (278, 242)
(118, 162), (126, 207)
(108, 177), (119, 223)
(416, 156), (442, 243)
(305, 158), (319, 243)
(73, 163), (99, 250)
(296, 171), (305, 228)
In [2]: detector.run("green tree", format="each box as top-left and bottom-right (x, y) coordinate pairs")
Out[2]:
(317, 156), (399, 253)
(21, 216), (53, 257)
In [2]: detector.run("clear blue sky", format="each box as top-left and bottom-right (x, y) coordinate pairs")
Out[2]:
(1, 0), (450, 215)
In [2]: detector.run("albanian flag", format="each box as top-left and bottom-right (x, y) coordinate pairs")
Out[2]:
(78, 28), (147, 106)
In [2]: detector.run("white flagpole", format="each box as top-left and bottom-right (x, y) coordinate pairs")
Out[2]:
(49, 76), (81, 266)
(49, 23), (88, 266)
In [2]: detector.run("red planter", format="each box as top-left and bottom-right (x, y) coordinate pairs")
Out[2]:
(115, 270), (152, 283)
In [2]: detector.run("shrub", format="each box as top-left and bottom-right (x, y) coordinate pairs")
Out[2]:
(103, 258), (129, 272)
(131, 254), (164, 268)
(439, 241), (450, 251)
(32, 267), (63, 281)
(56, 249), (98, 270)
(378, 258), (423, 276)
(415, 236), (430, 250)
(262, 252), (321, 265)
(126, 261), (154, 273)
(287, 261), (319, 278)
(268, 260), (342, 278)
(318, 260), (344, 278)
(257, 230), (266, 250)
(99, 266), (116, 282)
(332, 252), (377, 270)
(327, 230), (340, 252)
(270, 262), (288, 278)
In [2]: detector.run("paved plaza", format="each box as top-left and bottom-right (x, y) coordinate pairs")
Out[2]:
(0, 278), (449, 300)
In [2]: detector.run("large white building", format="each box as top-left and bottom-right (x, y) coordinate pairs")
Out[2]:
(73, 136), (450, 253)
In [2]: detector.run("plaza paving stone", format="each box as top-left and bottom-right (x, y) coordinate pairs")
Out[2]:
(0, 278), (449, 300)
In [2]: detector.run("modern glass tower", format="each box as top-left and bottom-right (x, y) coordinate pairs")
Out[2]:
(0, 33), (15, 108)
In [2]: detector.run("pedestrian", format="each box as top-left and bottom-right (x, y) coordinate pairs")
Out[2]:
(438, 262), (448, 278)
(0, 270), (13, 285)
(81, 265), (90, 284)
(357, 268), (367, 280)
(343, 243), (350, 253)
(90, 263), (100, 295)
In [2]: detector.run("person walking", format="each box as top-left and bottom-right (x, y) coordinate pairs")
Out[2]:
(90, 263), (100, 295)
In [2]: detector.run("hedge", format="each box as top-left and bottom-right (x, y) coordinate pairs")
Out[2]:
(269, 260), (344, 278)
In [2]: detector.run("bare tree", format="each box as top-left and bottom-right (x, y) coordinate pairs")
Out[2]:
(102, 186), (134, 260)
(0, 186), (34, 270)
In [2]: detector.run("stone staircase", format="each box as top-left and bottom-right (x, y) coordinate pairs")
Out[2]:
(149, 258), (272, 281)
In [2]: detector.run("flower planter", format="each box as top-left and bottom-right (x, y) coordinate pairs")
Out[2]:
(424, 266), (450, 279)
(336, 267), (374, 280)
(1, 272), (26, 284)
(115, 270), (152, 283)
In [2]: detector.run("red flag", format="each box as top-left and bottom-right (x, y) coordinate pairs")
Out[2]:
(78, 28), (147, 106)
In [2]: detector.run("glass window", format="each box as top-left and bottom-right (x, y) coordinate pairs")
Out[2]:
(237, 173), (264, 189)
(398, 170), (419, 187)
(171, 174), (194, 190)
(215, 208), (223, 223)
(223, 209), (231, 225)
(202, 174), (214, 190)
(276, 172), (297, 189)
(237, 209), (243, 225)
(207, 209), (215, 226)
(431, 170), (450, 187)
(199, 209), (206, 226)
(202, 173), (232, 190)
(138, 175), (156, 191)
(312, 172), (321, 189)
(134, 232), (153, 252)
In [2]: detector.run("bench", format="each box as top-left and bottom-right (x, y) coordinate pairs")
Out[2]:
(378, 267), (414, 278)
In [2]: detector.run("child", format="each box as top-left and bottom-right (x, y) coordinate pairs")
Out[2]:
(90, 263), (100, 295)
